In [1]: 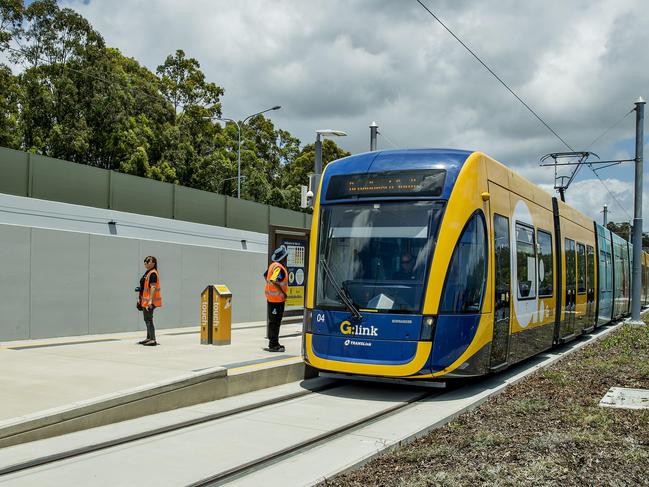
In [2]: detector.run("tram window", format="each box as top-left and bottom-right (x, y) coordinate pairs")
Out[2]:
(586, 245), (595, 293)
(598, 247), (610, 293)
(577, 243), (586, 293)
(621, 243), (628, 294)
(605, 250), (612, 292)
(315, 201), (445, 313)
(515, 223), (536, 299)
(439, 212), (487, 313)
(537, 230), (553, 297)
(565, 238), (576, 291)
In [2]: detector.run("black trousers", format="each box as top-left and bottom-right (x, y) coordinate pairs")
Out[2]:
(267, 301), (285, 347)
(143, 308), (156, 341)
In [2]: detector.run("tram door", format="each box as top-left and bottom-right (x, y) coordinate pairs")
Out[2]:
(490, 213), (511, 369)
(586, 245), (595, 329)
(563, 238), (577, 338)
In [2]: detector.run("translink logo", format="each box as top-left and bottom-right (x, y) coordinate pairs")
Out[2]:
(340, 320), (378, 337)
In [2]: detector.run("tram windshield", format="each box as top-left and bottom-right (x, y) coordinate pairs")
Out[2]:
(316, 201), (444, 313)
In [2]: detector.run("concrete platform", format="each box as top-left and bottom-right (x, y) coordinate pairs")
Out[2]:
(0, 319), (306, 447)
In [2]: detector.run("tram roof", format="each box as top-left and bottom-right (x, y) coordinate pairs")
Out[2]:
(320, 148), (473, 203)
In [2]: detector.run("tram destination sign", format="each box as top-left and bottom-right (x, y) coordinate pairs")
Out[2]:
(326, 169), (446, 200)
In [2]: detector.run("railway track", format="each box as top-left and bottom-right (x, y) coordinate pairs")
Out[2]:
(0, 380), (338, 478)
(0, 379), (442, 486)
(187, 387), (442, 487)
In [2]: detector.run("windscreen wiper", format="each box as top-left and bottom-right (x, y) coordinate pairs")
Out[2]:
(320, 258), (363, 321)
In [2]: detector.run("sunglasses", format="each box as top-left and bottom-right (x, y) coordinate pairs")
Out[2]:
(144, 259), (152, 264)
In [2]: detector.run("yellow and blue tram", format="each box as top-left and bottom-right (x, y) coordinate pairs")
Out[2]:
(303, 149), (648, 379)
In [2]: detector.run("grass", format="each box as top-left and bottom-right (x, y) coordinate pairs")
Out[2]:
(324, 323), (649, 487)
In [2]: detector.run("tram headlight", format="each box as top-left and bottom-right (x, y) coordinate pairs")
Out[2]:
(304, 308), (313, 333)
(420, 316), (436, 341)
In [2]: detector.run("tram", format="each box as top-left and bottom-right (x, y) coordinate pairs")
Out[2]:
(302, 149), (649, 380)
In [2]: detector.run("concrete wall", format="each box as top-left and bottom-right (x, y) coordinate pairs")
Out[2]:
(0, 223), (267, 341)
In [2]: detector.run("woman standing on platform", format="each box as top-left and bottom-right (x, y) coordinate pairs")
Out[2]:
(137, 256), (162, 346)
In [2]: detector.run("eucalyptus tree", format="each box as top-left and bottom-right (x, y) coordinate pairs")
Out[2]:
(156, 49), (225, 186)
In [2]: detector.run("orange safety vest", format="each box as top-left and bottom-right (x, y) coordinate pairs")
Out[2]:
(265, 262), (288, 303)
(140, 269), (163, 308)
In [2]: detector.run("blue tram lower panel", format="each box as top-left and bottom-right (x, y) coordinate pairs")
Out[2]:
(430, 314), (482, 372)
(310, 309), (422, 341)
(307, 309), (486, 377)
(310, 333), (420, 366)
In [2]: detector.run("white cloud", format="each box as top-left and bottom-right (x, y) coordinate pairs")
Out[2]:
(551, 177), (648, 225)
(58, 0), (648, 201)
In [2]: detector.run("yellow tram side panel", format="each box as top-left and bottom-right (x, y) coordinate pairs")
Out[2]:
(306, 170), (325, 310)
(423, 152), (492, 315)
(556, 199), (598, 332)
(509, 192), (556, 335)
(425, 153), (559, 378)
(485, 156), (556, 337)
(420, 152), (493, 378)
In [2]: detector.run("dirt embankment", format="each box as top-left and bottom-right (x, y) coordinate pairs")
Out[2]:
(324, 323), (649, 487)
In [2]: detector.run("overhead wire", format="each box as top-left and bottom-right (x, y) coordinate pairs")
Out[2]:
(415, 0), (635, 220)
(586, 168), (632, 220)
(585, 108), (634, 151)
(569, 107), (634, 188)
(579, 107), (636, 221)
(415, 0), (574, 152)
(377, 131), (401, 149)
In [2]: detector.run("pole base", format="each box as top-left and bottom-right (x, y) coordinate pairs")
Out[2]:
(625, 320), (646, 326)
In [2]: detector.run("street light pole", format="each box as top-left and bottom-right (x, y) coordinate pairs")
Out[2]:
(631, 96), (645, 322)
(312, 129), (347, 203)
(208, 105), (281, 199)
(237, 105), (281, 199)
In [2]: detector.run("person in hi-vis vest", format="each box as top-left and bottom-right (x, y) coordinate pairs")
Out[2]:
(264, 245), (289, 352)
(137, 256), (162, 346)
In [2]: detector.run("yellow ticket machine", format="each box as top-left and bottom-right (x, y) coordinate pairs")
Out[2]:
(200, 285), (232, 345)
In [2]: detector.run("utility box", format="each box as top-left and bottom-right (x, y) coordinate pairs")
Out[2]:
(200, 284), (232, 345)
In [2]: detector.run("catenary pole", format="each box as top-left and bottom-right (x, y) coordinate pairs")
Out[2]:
(602, 205), (608, 226)
(631, 97), (645, 322)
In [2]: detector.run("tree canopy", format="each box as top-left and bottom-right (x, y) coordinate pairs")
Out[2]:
(0, 0), (350, 211)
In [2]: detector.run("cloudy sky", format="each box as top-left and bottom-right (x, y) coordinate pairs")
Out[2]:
(61, 0), (649, 223)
